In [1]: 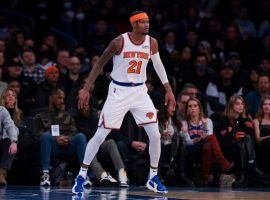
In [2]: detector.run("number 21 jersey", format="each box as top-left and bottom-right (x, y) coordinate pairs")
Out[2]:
(111, 32), (151, 83)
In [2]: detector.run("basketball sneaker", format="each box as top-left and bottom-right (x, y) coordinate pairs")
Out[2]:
(72, 175), (85, 195)
(146, 175), (168, 194)
(40, 172), (51, 186)
(83, 175), (92, 188)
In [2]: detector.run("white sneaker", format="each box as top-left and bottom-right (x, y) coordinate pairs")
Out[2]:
(118, 168), (129, 188)
(100, 172), (118, 186)
(83, 175), (92, 188)
(40, 172), (51, 186)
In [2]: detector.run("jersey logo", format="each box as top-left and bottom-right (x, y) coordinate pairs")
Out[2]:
(123, 51), (149, 59)
(146, 112), (154, 119)
(142, 45), (149, 49)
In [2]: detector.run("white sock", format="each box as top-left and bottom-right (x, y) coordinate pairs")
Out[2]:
(79, 167), (88, 179)
(149, 167), (158, 179)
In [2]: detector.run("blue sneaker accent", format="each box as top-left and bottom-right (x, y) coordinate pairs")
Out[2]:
(146, 175), (168, 194)
(72, 175), (85, 194)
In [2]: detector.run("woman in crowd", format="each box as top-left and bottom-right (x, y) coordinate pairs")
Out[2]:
(181, 97), (233, 185)
(158, 100), (193, 186)
(253, 95), (270, 170)
(0, 88), (22, 126)
(215, 95), (269, 185)
(0, 88), (20, 186)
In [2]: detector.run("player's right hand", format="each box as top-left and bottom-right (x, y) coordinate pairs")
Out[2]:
(78, 88), (90, 110)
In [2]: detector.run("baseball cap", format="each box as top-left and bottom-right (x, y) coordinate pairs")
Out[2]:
(199, 40), (211, 49)
(227, 52), (240, 59)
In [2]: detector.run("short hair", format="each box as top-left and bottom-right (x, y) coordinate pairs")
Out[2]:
(130, 10), (146, 18)
(182, 83), (198, 91)
(22, 48), (35, 55)
(257, 73), (270, 82)
(177, 91), (190, 101)
(195, 53), (208, 62)
(49, 88), (64, 97)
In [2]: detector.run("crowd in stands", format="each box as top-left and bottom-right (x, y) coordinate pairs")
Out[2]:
(0, 0), (270, 188)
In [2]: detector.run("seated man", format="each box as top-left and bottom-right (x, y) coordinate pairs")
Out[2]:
(34, 88), (89, 186)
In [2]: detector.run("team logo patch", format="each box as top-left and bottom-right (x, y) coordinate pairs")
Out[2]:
(146, 112), (154, 119)
(142, 45), (149, 49)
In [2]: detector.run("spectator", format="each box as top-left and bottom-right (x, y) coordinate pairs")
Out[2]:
(0, 101), (19, 186)
(86, 19), (113, 54)
(62, 56), (81, 97)
(158, 100), (193, 186)
(224, 25), (242, 54)
(73, 46), (90, 73)
(245, 73), (270, 118)
(234, 6), (257, 40)
(34, 88), (89, 187)
(253, 95), (270, 170)
(35, 66), (62, 110)
(175, 92), (191, 123)
(56, 49), (70, 78)
(0, 67), (7, 96)
(181, 97), (233, 185)
(3, 58), (37, 116)
(206, 62), (243, 116)
(184, 54), (215, 93)
(22, 49), (45, 85)
(257, 57), (270, 73)
(177, 46), (193, 84)
(215, 95), (269, 186)
(0, 88), (23, 126)
(38, 44), (56, 70)
(181, 83), (199, 99)
(243, 68), (259, 96)
(185, 29), (199, 55)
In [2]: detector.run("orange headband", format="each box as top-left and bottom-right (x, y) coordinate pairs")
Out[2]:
(130, 13), (148, 23)
(45, 66), (59, 78)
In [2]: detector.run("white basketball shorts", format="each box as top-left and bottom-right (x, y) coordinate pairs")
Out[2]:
(98, 81), (157, 129)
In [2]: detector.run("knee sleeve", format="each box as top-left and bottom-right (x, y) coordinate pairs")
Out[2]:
(143, 123), (161, 168)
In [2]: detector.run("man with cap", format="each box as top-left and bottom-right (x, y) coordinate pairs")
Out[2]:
(35, 66), (63, 111)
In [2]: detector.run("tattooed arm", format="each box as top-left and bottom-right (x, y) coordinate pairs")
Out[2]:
(83, 36), (123, 91)
(78, 36), (123, 109)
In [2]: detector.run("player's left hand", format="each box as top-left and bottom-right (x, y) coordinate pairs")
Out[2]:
(165, 89), (176, 108)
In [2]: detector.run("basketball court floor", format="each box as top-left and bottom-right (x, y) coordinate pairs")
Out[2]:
(1, 186), (270, 200)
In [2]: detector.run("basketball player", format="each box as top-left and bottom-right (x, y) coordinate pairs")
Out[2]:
(72, 10), (176, 195)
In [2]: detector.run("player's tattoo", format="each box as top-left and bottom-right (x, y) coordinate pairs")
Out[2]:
(83, 36), (122, 91)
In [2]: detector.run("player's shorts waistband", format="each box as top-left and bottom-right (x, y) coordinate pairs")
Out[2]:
(112, 79), (144, 87)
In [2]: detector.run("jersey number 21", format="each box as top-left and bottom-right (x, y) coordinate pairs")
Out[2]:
(127, 60), (142, 74)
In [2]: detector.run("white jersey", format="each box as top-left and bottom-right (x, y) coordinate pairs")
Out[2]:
(111, 32), (151, 83)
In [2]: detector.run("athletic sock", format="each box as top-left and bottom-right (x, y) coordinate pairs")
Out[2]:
(79, 167), (88, 179)
(149, 167), (158, 179)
